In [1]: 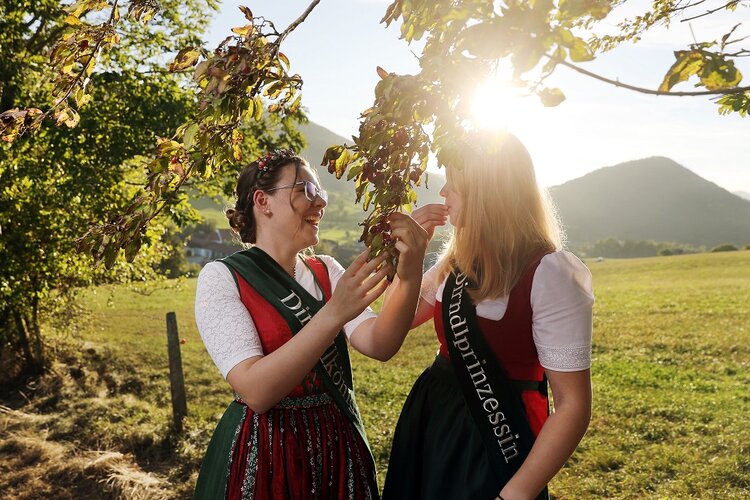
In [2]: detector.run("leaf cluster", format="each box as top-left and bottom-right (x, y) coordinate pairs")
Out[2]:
(75, 5), (307, 268)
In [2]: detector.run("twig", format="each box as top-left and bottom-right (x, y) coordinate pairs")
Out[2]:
(680, 0), (741, 22)
(43, 0), (121, 120)
(670, 0), (709, 13)
(276, 0), (321, 46)
(551, 54), (750, 96)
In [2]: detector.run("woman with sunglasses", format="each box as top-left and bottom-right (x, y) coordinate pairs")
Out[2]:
(382, 132), (593, 500)
(194, 149), (430, 499)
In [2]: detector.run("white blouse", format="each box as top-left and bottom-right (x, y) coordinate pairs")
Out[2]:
(421, 251), (594, 372)
(195, 255), (377, 379)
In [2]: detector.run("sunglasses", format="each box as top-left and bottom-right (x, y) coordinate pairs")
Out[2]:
(265, 180), (328, 203)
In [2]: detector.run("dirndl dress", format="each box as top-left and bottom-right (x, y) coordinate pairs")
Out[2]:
(194, 256), (377, 499)
(383, 256), (550, 500)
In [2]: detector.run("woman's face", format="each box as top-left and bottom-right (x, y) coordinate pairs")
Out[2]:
(440, 177), (463, 227)
(266, 163), (327, 250)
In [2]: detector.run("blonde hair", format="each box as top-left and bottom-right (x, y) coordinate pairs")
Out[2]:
(436, 131), (563, 302)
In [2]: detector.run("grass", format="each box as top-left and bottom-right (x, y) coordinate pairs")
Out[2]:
(1, 251), (749, 498)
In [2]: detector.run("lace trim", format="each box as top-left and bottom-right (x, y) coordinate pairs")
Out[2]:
(536, 344), (591, 371)
(235, 392), (334, 409)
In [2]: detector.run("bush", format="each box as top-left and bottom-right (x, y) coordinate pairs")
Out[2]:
(711, 244), (739, 253)
(659, 249), (673, 256)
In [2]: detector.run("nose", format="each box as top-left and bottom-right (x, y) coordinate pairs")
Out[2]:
(314, 193), (327, 208)
(439, 182), (447, 198)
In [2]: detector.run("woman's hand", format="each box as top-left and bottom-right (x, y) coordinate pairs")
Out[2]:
(410, 203), (448, 241)
(387, 212), (429, 283)
(326, 250), (391, 325)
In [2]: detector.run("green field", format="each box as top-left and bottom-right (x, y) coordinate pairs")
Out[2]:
(2, 251), (749, 498)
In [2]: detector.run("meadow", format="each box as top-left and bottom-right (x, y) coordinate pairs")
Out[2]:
(1, 251), (748, 498)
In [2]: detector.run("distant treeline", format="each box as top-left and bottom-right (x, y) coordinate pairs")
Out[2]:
(573, 237), (750, 259)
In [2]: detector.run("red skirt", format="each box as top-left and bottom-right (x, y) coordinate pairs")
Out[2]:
(195, 392), (377, 499)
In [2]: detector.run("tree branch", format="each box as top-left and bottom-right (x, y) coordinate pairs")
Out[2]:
(669, 0), (709, 13)
(35, 1), (121, 123)
(552, 55), (750, 96)
(277, 0), (321, 46)
(679, 0), (742, 22)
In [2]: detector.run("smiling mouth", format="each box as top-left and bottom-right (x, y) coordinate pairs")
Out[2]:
(304, 214), (321, 226)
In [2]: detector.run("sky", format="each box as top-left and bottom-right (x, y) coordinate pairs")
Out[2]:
(205, 0), (750, 193)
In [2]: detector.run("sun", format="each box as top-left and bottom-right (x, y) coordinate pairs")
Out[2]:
(469, 78), (530, 131)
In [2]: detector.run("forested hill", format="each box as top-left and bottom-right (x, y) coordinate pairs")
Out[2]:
(550, 157), (750, 247)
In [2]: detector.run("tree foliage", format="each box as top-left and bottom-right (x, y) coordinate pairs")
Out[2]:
(2, 1), (749, 312)
(0, 0), (305, 377)
(323, 0), (750, 269)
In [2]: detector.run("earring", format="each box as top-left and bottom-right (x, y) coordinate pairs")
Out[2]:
(263, 209), (271, 216)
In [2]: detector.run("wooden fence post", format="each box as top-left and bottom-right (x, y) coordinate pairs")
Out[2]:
(166, 312), (188, 432)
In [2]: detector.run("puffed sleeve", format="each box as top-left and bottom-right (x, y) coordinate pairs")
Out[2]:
(195, 261), (264, 378)
(316, 255), (378, 339)
(420, 263), (441, 306)
(530, 251), (594, 372)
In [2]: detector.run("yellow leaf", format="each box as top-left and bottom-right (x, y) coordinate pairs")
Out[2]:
(64, 15), (82, 26)
(169, 48), (200, 72)
(231, 25), (253, 36)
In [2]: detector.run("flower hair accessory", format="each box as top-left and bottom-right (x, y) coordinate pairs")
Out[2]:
(256, 148), (297, 176)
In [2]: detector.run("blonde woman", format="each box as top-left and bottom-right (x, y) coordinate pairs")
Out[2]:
(382, 132), (594, 500)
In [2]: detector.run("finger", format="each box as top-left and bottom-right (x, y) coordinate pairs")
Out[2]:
(346, 249), (370, 274)
(356, 252), (388, 280)
(389, 226), (413, 240)
(412, 204), (448, 221)
(361, 265), (391, 292)
(394, 240), (409, 255)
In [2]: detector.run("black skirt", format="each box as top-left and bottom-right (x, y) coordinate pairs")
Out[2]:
(383, 356), (548, 500)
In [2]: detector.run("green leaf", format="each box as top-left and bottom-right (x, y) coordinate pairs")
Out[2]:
(103, 243), (119, 269)
(558, 0), (612, 20)
(253, 96), (263, 121)
(371, 232), (384, 251)
(538, 87), (566, 107)
(334, 149), (352, 179)
(457, 21), (511, 59)
(699, 58), (742, 90)
(512, 38), (544, 73)
(183, 123), (199, 149)
(569, 37), (594, 62)
(659, 50), (704, 92)
(347, 161), (364, 181)
(124, 237), (142, 263)
(363, 190), (374, 211)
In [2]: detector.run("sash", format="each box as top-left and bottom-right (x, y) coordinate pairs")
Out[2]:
(442, 269), (542, 493)
(219, 247), (379, 498)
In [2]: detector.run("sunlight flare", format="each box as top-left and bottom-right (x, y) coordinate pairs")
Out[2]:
(470, 78), (530, 131)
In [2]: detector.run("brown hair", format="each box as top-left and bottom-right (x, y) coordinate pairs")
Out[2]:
(226, 154), (308, 244)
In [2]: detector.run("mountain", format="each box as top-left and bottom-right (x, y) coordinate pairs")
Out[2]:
(735, 190), (750, 202)
(550, 157), (750, 247)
